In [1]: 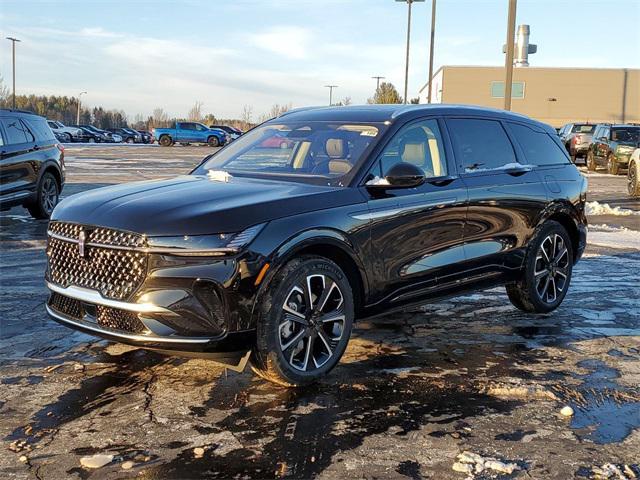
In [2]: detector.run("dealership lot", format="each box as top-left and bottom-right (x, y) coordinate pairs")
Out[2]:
(1, 145), (639, 479)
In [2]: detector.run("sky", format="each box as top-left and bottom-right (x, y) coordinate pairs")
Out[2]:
(1, 0), (639, 121)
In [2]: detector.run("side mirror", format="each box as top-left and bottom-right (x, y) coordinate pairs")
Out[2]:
(370, 162), (425, 188)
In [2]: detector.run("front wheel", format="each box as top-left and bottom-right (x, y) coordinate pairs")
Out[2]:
(628, 162), (640, 197)
(607, 153), (620, 175)
(26, 172), (59, 219)
(207, 136), (220, 147)
(158, 135), (172, 147)
(587, 151), (597, 171)
(250, 256), (354, 387)
(506, 221), (573, 314)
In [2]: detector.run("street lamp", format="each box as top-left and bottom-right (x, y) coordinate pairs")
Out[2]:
(396, 0), (424, 104)
(324, 85), (338, 106)
(371, 76), (385, 92)
(426, 0), (437, 104)
(6, 37), (21, 109)
(503, 0), (517, 111)
(77, 91), (87, 124)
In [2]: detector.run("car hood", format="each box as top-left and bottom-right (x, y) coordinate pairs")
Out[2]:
(52, 175), (362, 236)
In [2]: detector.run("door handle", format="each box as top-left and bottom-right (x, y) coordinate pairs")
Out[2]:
(504, 166), (533, 176)
(428, 176), (456, 187)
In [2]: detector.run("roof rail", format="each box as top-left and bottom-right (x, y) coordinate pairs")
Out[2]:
(0, 108), (38, 115)
(277, 106), (325, 118)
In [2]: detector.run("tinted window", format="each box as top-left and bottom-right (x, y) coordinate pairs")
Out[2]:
(181, 123), (195, 130)
(572, 124), (595, 133)
(377, 118), (448, 178)
(0, 117), (30, 144)
(25, 117), (55, 141)
(509, 123), (569, 166)
(447, 118), (516, 171)
(611, 127), (640, 143)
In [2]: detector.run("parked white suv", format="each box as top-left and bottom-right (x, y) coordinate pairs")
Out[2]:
(47, 120), (82, 142)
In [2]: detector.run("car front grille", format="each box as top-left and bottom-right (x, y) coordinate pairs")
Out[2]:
(49, 292), (84, 320)
(96, 305), (146, 334)
(47, 222), (148, 301)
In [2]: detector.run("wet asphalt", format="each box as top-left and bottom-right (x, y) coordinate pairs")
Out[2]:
(0, 144), (639, 479)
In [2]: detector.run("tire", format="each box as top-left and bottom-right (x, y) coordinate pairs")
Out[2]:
(159, 135), (172, 147)
(506, 221), (573, 314)
(628, 162), (640, 197)
(207, 136), (220, 147)
(586, 151), (597, 171)
(88, 137), (95, 143)
(62, 133), (72, 143)
(125, 137), (134, 144)
(250, 256), (354, 387)
(607, 153), (620, 175)
(26, 172), (59, 219)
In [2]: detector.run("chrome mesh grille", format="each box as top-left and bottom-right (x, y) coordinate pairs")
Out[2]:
(96, 305), (146, 333)
(49, 292), (84, 320)
(46, 222), (148, 300)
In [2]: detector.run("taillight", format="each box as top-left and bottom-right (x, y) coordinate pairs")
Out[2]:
(56, 143), (65, 153)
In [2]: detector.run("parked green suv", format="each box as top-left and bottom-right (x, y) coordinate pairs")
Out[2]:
(586, 124), (640, 175)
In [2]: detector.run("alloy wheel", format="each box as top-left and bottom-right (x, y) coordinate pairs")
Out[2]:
(629, 166), (637, 195)
(534, 233), (570, 304)
(41, 176), (59, 215)
(279, 274), (345, 372)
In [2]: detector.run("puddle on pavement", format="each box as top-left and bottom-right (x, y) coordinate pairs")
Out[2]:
(567, 359), (640, 444)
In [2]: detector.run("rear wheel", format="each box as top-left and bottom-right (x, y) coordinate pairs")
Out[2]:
(628, 162), (640, 197)
(159, 135), (172, 147)
(26, 172), (59, 219)
(607, 153), (620, 175)
(586, 151), (597, 171)
(207, 136), (220, 147)
(506, 221), (573, 314)
(250, 256), (354, 387)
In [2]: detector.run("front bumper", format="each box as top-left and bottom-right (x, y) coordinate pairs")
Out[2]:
(45, 281), (255, 363)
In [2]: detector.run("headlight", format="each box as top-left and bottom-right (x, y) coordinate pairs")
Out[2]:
(147, 223), (266, 256)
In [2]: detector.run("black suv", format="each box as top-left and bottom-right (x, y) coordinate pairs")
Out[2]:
(587, 124), (640, 174)
(0, 109), (65, 219)
(45, 105), (587, 386)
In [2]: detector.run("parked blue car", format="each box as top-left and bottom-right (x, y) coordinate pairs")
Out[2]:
(153, 122), (227, 147)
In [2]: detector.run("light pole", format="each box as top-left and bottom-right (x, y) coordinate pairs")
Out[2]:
(371, 76), (385, 92)
(324, 85), (338, 106)
(426, 0), (437, 104)
(396, 0), (424, 104)
(503, 0), (517, 111)
(6, 37), (21, 109)
(77, 91), (87, 124)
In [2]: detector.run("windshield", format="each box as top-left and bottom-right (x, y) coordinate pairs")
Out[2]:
(195, 121), (384, 186)
(572, 124), (595, 133)
(612, 127), (640, 143)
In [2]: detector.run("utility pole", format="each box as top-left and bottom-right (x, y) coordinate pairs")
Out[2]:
(396, 0), (424, 104)
(324, 85), (338, 106)
(503, 0), (517, 111)
(6, 37), (21, 109)
(77, 91), (87, 124)
(371, 76), (385, 92)
(426, 0), (437, 103)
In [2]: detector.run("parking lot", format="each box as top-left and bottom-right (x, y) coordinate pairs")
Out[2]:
(1, 144), (639, 479)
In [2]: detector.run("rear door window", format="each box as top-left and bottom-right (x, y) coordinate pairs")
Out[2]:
(446, 118), (517, 172)
(508, 123), (569, 166)
(0, 117), (30, 145)
(24, 117), (55, 142)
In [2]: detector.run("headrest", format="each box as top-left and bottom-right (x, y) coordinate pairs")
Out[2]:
(325, 138), (347, 158)
(402, 142), (426, 166)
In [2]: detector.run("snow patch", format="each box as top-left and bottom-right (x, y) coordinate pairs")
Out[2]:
(589, 224), (640, 250)
(365, 176), (390, 186)
(207, 170), (232, 182)
(586, 201), (640, 216)
(465, 162), (533, 173)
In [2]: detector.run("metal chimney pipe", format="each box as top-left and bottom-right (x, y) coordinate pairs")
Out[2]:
(514, 24), (537, 67)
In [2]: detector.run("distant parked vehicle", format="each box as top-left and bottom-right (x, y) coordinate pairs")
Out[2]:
(258, 132), (294, 149)
(1, 109), (65, 219)
(587, 124), (640, 174)
(209, 125), (242, 141)
(70, 125), (107, 143)
(136, 130), (153, 144)
(107, 127), (142, 143)
(558, 123), (595, 163)
(628, 148), (640, 197)
(74, 125), (113, 143)
(153, 122), (227, 147)
(53, 131), (69, 143)
(47, 120), (82, 143)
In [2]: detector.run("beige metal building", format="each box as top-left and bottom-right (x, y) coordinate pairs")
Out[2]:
(418, 66), (639, 127)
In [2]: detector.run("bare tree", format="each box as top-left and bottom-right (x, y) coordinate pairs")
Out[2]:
(337, 96), (352, 106)
(187, 101), (204, 122)
(0, 75), (10, 107)
(240, 104), (253, 129)
(152, 108), (169, 127)
(259, 103), (293, 123)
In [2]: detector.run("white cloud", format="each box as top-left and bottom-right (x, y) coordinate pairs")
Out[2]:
(249, 26), (312, 59)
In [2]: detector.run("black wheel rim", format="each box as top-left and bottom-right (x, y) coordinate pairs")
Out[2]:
(629, 167), (637, 194)
(41, 177), (58, 215)
(279, 274), (345, 372)
(534, 234), (570, 304)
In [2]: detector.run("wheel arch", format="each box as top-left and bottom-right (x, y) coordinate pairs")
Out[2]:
(255, 231), (369, 320)
(538, 203), (582, 263)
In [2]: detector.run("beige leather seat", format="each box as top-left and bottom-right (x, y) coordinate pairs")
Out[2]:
(325, 138), (352, 174)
